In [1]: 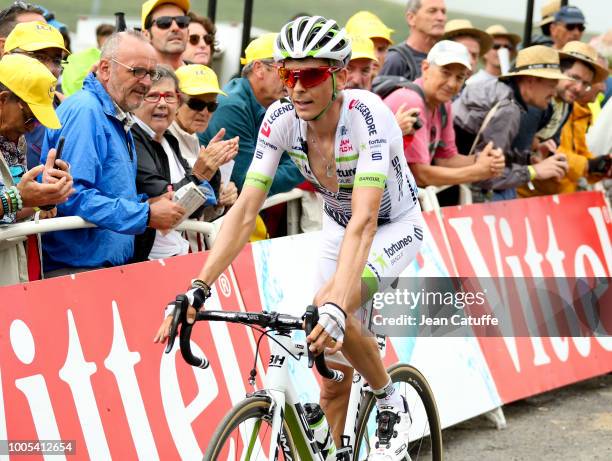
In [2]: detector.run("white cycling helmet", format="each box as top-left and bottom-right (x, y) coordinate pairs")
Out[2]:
(274, 16), (352, 67)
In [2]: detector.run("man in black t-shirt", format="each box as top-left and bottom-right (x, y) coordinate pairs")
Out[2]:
(378, 0), (447, 81)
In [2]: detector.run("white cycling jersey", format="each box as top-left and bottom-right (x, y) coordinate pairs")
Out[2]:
(245, 89), (420, 227)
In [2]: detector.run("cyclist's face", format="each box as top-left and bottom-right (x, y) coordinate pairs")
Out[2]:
(284, 58), (347, 121)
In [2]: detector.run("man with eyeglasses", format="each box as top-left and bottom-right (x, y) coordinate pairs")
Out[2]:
(0, 1), (45, 54)
(200, 33), (303, 197)
(517, 42), (610, 197)
(40, 31), (186, 277)
(549, 6), (586, 50)
(142, 0), (191, 70)
(467, 25), (521, 86)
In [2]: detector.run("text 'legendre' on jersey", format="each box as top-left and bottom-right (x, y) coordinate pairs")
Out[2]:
(245, 89), (421, 227)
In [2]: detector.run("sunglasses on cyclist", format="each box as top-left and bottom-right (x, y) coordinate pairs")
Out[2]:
(186, 98), (218, 112)
(492, 43), (514, 51)
(144, 91), (179, 104)
(150, 15), (191, 30)
(563, 23), (585, 32)
(278, 66), (338, 89)
(189, 34), (214, 46)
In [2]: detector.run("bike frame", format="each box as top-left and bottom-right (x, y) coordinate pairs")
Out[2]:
(245, 331), (386, 460)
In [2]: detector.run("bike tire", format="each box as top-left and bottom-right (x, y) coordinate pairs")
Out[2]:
(353, 363), (443, 461)
(204, 396), (299, 461)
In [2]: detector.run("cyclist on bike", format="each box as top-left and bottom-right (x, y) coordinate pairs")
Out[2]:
(155, 15), (423, 460)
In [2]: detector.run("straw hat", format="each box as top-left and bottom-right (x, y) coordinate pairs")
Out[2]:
(536, 0), (562, 27)
(559, 41), (609, 84)
(485, 25), (521, 48)
(499, 45), (571, 81)
(442, 19), (493, 56)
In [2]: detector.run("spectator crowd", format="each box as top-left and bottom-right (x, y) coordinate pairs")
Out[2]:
(0, 0), (610, 286)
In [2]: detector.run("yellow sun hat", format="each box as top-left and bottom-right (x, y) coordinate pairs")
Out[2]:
(0, 54), (61, 129)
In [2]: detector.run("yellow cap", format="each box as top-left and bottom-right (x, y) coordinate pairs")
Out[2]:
(348, 35), (377, 61)
(4, 21), (70, 54)
(0, 54), (60, 129)
(240, 33), (277, 65)
(141, 0), (190, 30)
(176, 64), (226, 96)
(346, 11), (394, 45)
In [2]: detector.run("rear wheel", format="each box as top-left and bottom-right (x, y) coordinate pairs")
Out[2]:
(353, 363), (443, 461)
(204, 396), (298, 460)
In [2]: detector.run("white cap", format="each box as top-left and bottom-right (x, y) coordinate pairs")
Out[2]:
(426, 40), (471, 70)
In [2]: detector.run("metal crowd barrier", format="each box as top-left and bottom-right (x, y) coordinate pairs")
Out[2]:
(0, 189), (309, 250)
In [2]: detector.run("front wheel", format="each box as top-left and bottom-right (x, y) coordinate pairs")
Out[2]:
(353, 363), (443, 461)
(204, 396), (298, 460)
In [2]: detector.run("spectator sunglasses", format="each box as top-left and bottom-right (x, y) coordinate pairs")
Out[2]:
(187, 98), (218, 112)
(189, 34), (214, 46)
(492, 43), (514, 51)
(563, 23), (585, 32)
(151, 15), (191, 30)
(278, 66), (339, 89)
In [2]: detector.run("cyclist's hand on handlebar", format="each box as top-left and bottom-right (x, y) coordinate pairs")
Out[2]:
(153, 315), (174, 343)
(154, 281), (211, 344)
(153, 303), (199, 343)
(306, 303), (346, 355)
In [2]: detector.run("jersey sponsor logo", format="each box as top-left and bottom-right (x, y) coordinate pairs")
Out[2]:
(349, 99), (377, 136)
(383, 234), (413, 258)
(266, 104), (294, 125)
(414, 226), (423, 241)
(339, 138), (353, 153)
(371, 151), (383, 161)
(255, 149), (264, 159)
(337, 167), (357, 178)
(340, 125), (348, 136)
(257, 137), (278, 151)
(369, 139), (387, 146)
(392, 155), (403, 199)
(260, 121), (271, 137)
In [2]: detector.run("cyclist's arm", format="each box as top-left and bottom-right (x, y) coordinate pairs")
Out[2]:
(195, 184), (266, 284)
(324, 185), (383, 314)
(195, 101), (291, 286)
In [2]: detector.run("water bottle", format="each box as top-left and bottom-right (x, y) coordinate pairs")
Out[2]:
(304, 403), (337, 459)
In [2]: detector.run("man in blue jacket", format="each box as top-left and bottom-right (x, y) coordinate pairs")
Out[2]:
(199, 33), (304, 196)
(41, 31), (185, 276)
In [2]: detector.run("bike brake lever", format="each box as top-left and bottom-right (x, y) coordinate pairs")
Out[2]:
(303, 305), (318, 369)
(165, 294), (187, 353)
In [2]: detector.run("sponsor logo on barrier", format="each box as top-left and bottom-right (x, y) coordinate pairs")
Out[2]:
(440, 192), (612, 402)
